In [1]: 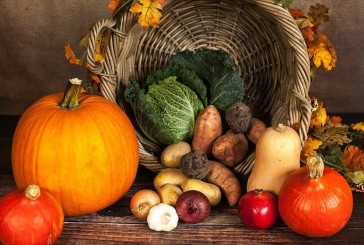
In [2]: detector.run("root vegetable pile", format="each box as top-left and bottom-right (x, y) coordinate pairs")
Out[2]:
(129, 101), (272, 231)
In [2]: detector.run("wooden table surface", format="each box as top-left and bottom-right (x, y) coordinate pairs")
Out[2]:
(1, 115), (364, 244)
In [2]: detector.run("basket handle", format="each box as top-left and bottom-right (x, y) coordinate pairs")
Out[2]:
(86, 19), (116, 77)
(86, 18), (143, 102)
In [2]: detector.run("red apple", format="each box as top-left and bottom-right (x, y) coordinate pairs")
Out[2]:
(238, 189), (278, 229)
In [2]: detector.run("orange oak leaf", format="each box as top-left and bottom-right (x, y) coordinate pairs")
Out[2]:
(303, 26), (317, 42)
(301, 136), (323, 162)
(108, 0), (123, 14)
(130, 0), (164, 29)
(308, 33), (337, 71)
(326, 115), (342, 127)
(289, 8), (309, 19)
(65, 44), (83, 66)
(344, 146), (364, 173)
(310, 101), (327, 129)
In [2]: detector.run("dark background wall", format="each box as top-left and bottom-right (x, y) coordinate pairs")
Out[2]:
(0, 0), (363, 115)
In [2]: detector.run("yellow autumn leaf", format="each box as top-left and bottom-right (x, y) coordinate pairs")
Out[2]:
(351, 122), (364, 133)
(310, 101), (327, 129)
(65, 44), (83, 66)
(130, 0), (164, 29)
(301, 136), (323, 161)
(94, 30), (111, 64)
(308, 33), (337, 71)
(344, 145), (364, 173)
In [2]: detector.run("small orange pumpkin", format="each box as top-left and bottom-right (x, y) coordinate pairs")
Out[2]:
(0, 185), (64, 245)
(12, 79), (139, 216)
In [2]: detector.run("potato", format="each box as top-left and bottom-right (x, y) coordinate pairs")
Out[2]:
(246, 118), (267, 144)
(157, 184), (182, 206)
(153, 168), (188, 189)
(161, 141), (191, 168)
(181, 179), (221, 206)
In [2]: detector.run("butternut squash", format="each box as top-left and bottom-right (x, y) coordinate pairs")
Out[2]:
(247, 123), (302, 195)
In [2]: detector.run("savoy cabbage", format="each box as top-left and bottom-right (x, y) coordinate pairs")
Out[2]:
(171, 48), (245, 113)
(125, 76), (204, 146)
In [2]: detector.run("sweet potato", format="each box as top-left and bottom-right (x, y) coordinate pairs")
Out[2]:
(192, 105), (223, 156)
(212, 132), (249, 167)
(204, 161), (242, 206)
(246, 118), (267, 144)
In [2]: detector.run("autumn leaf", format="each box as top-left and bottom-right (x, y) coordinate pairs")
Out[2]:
(130, 0), (164, 29)
(314, 124), (352, 148)
(94, 30), (111, 64)
(289, 8), (309, 19)
(301, 136), (323, 161)
(302, 27), (317, 42)
(326, 115), (342, 127)
(345, 171), (364, 187)
(308, 3), (330, 26)
(65, 44), (83, 66)
(308, 33), (337, 71)
(79, 32), (90, 48)
(351, 122), (364, 133)
(289, 8), (314, 29)
(291, 121), (300, 132)
(108, 0), (123, 14)
(310, 101), (327, 129)
(344, 145), (364, 173)
(322, 145), (345, 170)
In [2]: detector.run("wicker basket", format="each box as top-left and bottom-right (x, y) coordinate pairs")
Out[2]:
(86, 0), (312, 175)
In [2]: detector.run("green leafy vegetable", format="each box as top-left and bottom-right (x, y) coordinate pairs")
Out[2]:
(171, 48), (245, 113)
(146, 63), (208, 106)
(125, 76), (203, 146)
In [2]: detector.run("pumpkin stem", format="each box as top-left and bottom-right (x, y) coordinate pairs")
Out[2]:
(25, 185), (41, 200)
(275, 123), (286, 132)
(59, 78), (84, 110)
(306, 155), (324, 179)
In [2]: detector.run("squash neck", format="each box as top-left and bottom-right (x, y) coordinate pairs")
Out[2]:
(59, 78), (83, 110)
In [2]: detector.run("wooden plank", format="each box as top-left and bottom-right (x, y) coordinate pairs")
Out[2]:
(1, 174), (364, 244)
(1, 115), (364, 243)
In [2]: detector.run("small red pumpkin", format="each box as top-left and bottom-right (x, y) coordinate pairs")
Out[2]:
(12, 79), (139, 216)
(0, 185), (64, 245)
(278, 156), (353, 237)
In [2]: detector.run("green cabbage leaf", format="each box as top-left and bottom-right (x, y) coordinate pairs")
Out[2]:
(125, 76), (203, 146)
(171, 48), (245, 113)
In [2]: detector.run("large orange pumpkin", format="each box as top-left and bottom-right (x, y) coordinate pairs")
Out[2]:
(12, 79), (139, 216)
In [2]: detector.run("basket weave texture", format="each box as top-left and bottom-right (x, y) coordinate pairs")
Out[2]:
(86, 0), (312, 175)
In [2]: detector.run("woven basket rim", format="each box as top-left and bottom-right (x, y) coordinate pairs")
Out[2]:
(86, 0), (312, 174)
